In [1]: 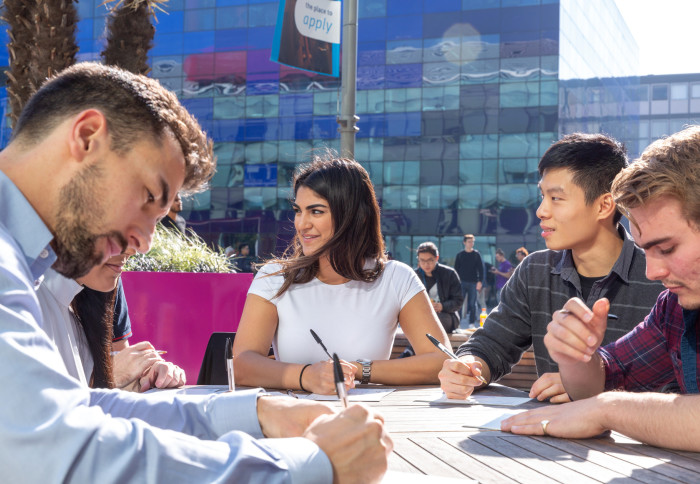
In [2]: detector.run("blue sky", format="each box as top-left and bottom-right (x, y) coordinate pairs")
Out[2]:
(614, 0), (700, 75)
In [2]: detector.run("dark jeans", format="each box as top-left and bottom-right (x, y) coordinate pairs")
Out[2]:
(461, 281), (478, 324)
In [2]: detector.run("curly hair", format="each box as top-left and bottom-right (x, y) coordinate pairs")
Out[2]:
(13, 62), (214, 194)
(612, 125), (700, 230)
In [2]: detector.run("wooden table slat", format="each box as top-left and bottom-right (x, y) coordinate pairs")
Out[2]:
(467, 435), (603, 484)
(443, 436), (563, 484)
(571, 438), (700, 483)
(391, 439), (471, 478)
(497, 435), (639, 483)
(410, 436), (521, 484)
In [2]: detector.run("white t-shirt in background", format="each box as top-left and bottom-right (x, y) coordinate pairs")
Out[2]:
(247, 260), (424, 363)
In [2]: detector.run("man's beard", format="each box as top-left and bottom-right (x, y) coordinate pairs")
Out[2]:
(51, 163), (127, 279)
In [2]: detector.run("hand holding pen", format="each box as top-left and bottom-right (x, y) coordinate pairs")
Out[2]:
(303, 329), (356, 394)
(427, 333), (487, 385)
(332, 353), (349, 408)
(545, 297), (612, 366)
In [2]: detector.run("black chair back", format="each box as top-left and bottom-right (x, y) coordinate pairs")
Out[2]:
(197, 332), (235, 385)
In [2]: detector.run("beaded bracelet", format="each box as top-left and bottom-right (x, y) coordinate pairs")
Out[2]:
(299, 363), (312, 392)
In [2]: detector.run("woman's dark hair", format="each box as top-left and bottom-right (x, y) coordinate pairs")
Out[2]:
(271, 153), (386, 297)
(70, 286), (117, 388)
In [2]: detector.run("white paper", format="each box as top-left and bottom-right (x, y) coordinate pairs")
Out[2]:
(299, 387), (395, 402)
(429, 391), (532, 407)
(461, 407), (527, 430)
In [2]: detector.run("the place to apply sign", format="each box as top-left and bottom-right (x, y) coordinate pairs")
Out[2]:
(271, 0), (340, 77)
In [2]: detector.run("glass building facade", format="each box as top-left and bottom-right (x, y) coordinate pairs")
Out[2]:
(0, 0), (644, 267)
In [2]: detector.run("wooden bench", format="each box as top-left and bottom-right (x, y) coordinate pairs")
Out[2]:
(391, 330), (538, 391)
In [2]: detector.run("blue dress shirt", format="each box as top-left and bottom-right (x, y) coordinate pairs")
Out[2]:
(0, 170), (332, 483)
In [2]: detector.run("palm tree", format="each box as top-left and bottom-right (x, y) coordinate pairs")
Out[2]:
(3, 0), (35, 126)
(3, 1), (78, 127)
(102, 0), (168, 75)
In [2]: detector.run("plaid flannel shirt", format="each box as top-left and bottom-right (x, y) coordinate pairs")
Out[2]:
(600, 290), (699, 394)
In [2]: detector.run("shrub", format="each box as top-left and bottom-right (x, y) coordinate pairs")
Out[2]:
(125, 225), (234, 273)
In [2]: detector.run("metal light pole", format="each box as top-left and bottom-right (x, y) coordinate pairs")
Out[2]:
(338, 0), (359, 159)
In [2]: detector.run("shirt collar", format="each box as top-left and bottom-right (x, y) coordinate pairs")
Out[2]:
(552, 224), (634, 284)
(39, 268), (84, 307)
(0, 170), (56, 280)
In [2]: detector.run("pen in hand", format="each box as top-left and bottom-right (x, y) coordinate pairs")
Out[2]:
(225, 337), (235, 391)
(332, 353), (349, 408)
(425, 333), (488, 385)
(310, 329), (333, 359)
(559, 309), (619, 320)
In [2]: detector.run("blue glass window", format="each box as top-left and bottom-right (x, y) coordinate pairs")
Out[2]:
(358, 18), (387, 42)
(424, 0), (461, 13)
(216, 6), (248, 29)
(386, 15), (423, 41)
(244, 164), (278, 187)
(185, 9), (215, 31)
(359, 0), (386, 18)
(385, 63), (422, 88)
(387, 0), (422, 16)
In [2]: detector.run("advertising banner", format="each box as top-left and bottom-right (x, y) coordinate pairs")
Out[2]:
(271, 0), (340, 77)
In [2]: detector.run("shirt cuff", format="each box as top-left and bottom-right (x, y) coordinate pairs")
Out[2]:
(261, 437), (333, 484)
(208, 388), (265, 438)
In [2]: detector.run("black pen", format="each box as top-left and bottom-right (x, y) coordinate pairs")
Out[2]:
(426, 333), (488, 385)
(310, 329), (333, 359)
(332, 353), (349, 408)
(560, 309), (618, 320)
(225, 337), (235, 391)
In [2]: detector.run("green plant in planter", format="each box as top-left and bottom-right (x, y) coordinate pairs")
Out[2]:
(125, 225), (234, 273)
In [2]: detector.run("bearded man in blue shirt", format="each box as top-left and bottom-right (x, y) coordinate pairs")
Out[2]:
(0, 62), (391, 483)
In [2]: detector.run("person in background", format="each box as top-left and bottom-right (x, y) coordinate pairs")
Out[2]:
(160, 192), (186, 234)
(491, 248), (514, 303)
(234, 242), (255, 273)
(515, 247), (529, 265)
(415, 242), (463, 334)
(0, 62), (390, 483)
(454, 234), (484, 328)
(502, 125), (700, 453)
(438, 133), (664, 403)
(233, 155), (450, 395)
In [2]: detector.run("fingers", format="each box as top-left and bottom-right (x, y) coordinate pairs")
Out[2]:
(545, 297), (609, 364)
(438, 358), (483, 400)
(500, 408), (551, 434)
(130, 341), (156, 351)
(339, 360), (357, 389)
(305, 404), (392, 483)
(529, 373), (569, 402)
(309, 361), (342, 395)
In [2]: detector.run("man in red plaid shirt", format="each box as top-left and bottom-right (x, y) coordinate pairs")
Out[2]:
(501, 125), (700, 452)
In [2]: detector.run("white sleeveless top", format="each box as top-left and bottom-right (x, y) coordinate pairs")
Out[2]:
(248, 260), (424, 363)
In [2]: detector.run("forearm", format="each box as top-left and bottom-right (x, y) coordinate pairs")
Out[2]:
(235, 351), (308, 390)
(596, 392), (700, 451)
(362, 353), (445, 385)
(559, 353), (606, 401)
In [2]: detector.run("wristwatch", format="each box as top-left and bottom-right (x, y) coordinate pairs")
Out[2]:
(357, 359), (372, 384)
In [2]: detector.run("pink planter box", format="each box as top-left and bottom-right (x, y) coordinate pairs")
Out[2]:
(121, 271), (253, 381)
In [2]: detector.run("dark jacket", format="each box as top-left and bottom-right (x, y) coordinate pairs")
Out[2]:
(416, 263), (464, 333)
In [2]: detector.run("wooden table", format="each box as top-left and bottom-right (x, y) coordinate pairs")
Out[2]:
(355, 384), (700, 483)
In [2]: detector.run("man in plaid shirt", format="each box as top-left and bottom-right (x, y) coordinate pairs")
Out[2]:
(501, 125), (700, 452)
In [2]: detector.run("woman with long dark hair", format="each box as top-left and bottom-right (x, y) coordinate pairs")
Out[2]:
(233, 155), (449, 394)
(37, 250), (186, 391)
